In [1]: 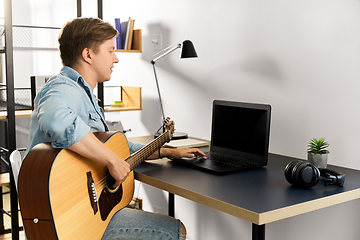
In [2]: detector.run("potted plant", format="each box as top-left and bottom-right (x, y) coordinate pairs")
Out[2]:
(307, 137), (329, 169)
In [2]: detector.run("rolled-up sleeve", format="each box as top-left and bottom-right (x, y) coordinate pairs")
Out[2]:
(37, 83), (90, 148)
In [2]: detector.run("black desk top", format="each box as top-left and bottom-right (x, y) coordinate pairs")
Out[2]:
(132, 139), (360, 225)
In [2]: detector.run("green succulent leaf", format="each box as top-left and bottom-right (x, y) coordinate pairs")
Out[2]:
(307, 137), (330, 154)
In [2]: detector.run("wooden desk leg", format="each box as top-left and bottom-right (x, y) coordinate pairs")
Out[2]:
(252, 224), (265, 240)
(168, 193), (175, 217)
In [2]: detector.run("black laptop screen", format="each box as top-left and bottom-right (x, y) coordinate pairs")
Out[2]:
(212, 102), (270, 157)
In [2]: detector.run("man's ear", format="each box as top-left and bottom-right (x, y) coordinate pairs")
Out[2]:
(82, 48), (92, 64)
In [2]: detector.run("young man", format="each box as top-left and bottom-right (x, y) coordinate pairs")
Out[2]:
(26, 17), (206, 240)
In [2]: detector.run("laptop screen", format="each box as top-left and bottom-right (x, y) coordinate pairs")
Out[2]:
(211, 100), (271, 163)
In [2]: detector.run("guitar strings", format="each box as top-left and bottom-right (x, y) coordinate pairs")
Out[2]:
(94, 150), (162, 190)
(93, 129), (171, 191)
(93, 147), (154, 190)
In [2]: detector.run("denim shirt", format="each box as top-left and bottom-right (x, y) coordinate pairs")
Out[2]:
(26, 66), (144, 156)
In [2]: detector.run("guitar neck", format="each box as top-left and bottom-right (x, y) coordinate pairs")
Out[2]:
(126, 131), (170, 170)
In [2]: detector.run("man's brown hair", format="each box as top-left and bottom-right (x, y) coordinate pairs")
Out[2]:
(58, 17), (118, 67)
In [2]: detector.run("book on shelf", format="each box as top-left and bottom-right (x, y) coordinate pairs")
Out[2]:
(120, 21), (128, 49)
(123, 17), (132, 50)
(115, 17), (136, 50)
(114, 18), (122, 50)
(111, 101), (125, 108)
(126, 19), (135, 50)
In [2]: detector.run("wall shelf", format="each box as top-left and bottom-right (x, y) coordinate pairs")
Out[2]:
(0, 86), (142, 119)
(104, 86), (142, 112)
(0, 110), (32, 120)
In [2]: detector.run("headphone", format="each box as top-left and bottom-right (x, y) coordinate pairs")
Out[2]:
(284, 160), (345, 188)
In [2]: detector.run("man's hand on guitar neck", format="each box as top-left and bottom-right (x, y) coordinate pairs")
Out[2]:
(69, 131), (130, 188)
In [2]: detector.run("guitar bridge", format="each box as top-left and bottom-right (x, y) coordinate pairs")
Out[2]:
(87, 171), (98, 215)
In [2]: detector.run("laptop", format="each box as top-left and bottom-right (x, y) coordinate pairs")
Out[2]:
(175, 100), (271, 174)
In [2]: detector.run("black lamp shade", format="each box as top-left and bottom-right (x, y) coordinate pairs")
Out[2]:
(180, 40), (198, 59)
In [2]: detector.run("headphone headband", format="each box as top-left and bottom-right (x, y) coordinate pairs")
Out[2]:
(319, 168), (345, 187)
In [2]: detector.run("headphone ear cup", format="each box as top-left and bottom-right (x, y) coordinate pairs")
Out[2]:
(284, 160), (302, 185)
(292, 162), (320, 188)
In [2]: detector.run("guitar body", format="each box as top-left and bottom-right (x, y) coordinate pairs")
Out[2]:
(18, 132), (135, 240)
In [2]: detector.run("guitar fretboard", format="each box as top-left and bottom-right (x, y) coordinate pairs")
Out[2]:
(126, 129), (172, 170)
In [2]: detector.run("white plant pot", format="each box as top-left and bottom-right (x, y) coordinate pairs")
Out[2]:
(307, 153), (328, 169)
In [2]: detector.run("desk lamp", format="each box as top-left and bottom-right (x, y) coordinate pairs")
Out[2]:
(151, 40), (198, 139)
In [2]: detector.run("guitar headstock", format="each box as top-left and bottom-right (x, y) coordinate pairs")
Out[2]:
(165, 120), (175, 141)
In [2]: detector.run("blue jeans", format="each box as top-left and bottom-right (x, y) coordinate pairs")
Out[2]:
(101, 208), (181, 240)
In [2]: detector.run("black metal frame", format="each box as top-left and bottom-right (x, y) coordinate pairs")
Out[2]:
(97, 0), (104, 109)
(77, 0), (81, 18)
(3, 0), (20, 239)
(77, 0), (106, 108)
(168, 193), (174, 217)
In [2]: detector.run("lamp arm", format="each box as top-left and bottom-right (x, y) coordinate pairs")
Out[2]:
(152, 63), (166, 121)
(151, 43), (181, 64)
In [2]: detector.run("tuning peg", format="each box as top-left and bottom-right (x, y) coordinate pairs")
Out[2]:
(163, 117), (171, 124)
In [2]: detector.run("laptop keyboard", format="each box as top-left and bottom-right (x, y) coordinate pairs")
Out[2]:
(205, 152), (258, 168)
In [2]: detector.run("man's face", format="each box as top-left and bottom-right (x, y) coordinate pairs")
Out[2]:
(91, 38), (119, 82)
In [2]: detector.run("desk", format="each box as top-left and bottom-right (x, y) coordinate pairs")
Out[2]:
(130, 136), (360, 240)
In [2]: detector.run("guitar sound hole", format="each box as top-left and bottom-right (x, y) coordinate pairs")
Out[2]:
(106, 169), (116, 191)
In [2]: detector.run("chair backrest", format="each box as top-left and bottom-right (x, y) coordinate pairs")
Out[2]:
(9, 150), (22, 191)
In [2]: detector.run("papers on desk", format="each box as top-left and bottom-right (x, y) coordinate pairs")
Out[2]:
(164, 139), (209, 148)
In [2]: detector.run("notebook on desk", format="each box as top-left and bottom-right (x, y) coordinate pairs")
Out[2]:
(175, 100), (271, 174)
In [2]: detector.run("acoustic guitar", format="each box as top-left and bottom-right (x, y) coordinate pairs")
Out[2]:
(18, 121), (175, 240)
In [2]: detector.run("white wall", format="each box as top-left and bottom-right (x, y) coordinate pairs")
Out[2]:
(104, 0), (360, 169)
(103, 1), (360, 239)
(12, 0), (360, 239)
